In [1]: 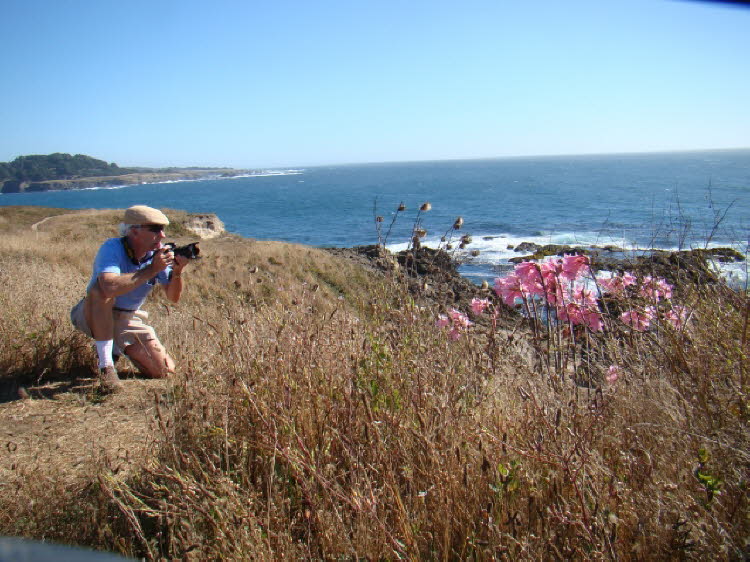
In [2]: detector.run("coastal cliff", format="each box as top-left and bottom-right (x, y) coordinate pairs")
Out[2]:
(0, 153), (254, 193)
(0, 169), (247, 193)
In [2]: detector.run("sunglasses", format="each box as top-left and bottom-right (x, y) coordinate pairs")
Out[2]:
(139, 224), (165, 233)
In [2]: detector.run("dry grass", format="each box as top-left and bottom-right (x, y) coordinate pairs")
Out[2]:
(0, 206), (747, 560)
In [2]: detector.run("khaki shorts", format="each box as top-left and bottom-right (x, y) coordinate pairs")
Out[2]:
(70, 298), (161, 352)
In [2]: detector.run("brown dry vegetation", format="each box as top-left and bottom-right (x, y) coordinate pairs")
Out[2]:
(0, 206), (747, 560)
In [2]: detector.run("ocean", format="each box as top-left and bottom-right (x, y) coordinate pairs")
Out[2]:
(2, 150), (748, 286)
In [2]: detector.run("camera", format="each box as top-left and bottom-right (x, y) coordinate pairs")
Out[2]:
(164, 242), (201, 260)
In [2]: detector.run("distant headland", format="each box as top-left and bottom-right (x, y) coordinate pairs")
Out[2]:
(0, 153), (252, 193)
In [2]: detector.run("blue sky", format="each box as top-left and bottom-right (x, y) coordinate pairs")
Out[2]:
(1, 0), (748, 168)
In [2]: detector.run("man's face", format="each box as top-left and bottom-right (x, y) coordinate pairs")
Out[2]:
(132, 224), (166, 251)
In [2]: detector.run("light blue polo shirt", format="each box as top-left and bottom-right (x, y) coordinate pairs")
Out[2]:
(87, 237), (172, 311)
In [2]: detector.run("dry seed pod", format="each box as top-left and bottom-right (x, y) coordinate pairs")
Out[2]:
(420, 202), (432, 212)
(471, 249), (480, 257)
(415, 228), (427, 238)
(375, 216), (384, 222)
(398, 203), (406, 211)
(453, 217), (464, 230)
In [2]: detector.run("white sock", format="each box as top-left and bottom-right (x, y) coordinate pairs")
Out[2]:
(95, 340), (114, 368)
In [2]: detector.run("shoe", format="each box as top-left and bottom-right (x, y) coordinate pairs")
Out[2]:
(99, 365), (123, 393)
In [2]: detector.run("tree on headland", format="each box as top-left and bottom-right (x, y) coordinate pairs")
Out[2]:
(0, 153), (135, 182)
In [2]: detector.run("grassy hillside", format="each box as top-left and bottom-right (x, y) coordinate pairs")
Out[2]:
(0, 206), (747, 560)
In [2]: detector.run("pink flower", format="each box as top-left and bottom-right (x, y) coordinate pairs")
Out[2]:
(494, 275), (525, 307)
(597, 272), (638, 297)
(448, 308), (472, 328)
(656, 278), (673, 299)
(621, 310), (638, 330)
(557, 301), (603, 332)
(597, 275), (623, 296)
(606, 365), (621, 384)
(621, 308), (654, 332)
(639, 276), (656, 300)
(560, 254), (590, 281)
(540, 258), (562, 278)
(640, 276), (673, 301)
(571, 286), (598, 308)
(544, 278), (563, 305)
(556, 284), (604, 332)
(596, 275), (614, 293)
(437, 308), (473, 340)
(664, 306), (689, 330)
(557, 302), (578, 325)
(514, 262), (544, 296)
(470, 298), (490, 316)
(583, 309), (604, 331)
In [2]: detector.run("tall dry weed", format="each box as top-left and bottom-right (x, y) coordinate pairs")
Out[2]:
(93, 273), (748, 559)
(0, 232), (94, 383)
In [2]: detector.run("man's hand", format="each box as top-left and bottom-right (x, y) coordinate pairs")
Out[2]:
(173, 254), (189, 270)
(150, 247), (174, 274)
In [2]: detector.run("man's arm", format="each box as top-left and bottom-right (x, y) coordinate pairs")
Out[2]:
(164, 255), (188, 303)
(97, 248), (172, 298)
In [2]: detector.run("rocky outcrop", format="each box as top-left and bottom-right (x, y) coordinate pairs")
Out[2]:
(184, 214), (225, 239)
(0, 180), (25, 193)
(513, 242), (541, 253)
(330, 243), (745, 316)
(327, 245), (491, 312)
(593, 249), (744, 287)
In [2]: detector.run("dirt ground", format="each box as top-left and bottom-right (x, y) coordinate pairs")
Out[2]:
(0, 370), (169, 488)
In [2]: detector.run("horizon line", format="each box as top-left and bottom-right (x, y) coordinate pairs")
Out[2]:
(296, 146), (750, 169)
(3, 146), (748, 171)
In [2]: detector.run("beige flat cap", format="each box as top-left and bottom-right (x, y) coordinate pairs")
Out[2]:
(123, 205), (170, 225)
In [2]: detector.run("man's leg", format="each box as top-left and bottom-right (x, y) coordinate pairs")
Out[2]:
(77, 284), (123, 392)
(123, 339), (175, 379)
(84, 282), (117, 369)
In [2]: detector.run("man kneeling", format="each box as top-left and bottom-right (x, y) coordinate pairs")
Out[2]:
(71, 205), (189, 392)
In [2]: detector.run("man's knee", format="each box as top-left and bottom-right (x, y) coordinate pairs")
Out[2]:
(125, 342), (174, 379)
(87, 281), (114, 307)
(84, 284), (117, 341)
(144, 356), (172, 379)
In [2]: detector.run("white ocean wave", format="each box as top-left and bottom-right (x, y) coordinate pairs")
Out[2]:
(231, 170), (305, 178)
(388, 230), (641, 262)
(80, 184), (129, 191)
(387, 230), (748, 286)
(66, 169), (307, 191)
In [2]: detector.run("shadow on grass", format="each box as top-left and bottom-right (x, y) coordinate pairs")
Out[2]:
(0, 358), (168, 403)
(0, 366), (95, 403)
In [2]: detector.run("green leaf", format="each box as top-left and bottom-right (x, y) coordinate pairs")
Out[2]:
(697, 448), (710, 464)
